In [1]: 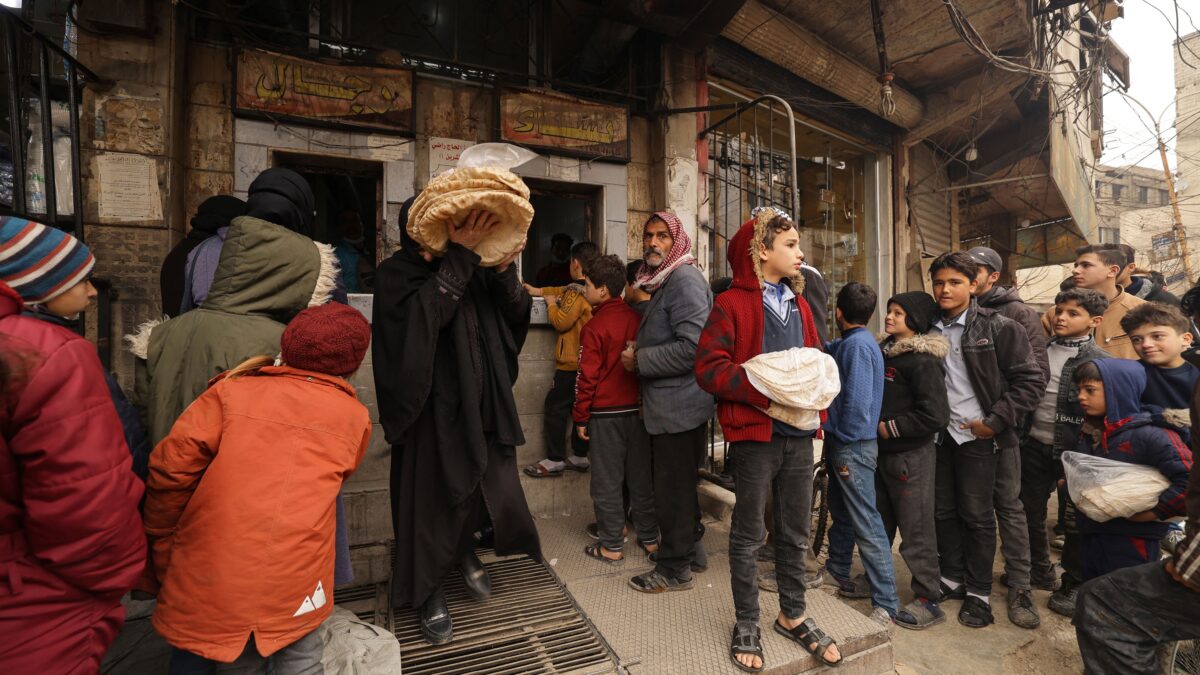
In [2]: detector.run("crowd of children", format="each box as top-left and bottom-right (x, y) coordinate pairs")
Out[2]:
(4, 193), (1200, 674)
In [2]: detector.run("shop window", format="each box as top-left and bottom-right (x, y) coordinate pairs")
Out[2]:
(521, 180), (600, 288)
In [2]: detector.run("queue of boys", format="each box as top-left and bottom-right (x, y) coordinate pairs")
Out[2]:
(3, 193), (1199, 675)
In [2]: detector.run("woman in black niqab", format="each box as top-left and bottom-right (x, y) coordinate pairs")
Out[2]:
(372, 199), (540, 642)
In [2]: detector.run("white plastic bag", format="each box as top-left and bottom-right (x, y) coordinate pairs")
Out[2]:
(457, 142), (538, 171)
(1061, 451), (1169, 522)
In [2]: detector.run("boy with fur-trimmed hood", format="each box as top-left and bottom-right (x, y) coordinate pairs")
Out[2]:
(696, 207), (840, 672)
(876, 291), (951, 629)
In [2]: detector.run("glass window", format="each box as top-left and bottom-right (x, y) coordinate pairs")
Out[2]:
(1111, 184), (1124, 201)
(1139, 186), (1149, 203)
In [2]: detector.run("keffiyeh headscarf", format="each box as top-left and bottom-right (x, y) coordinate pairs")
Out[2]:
(635, 211), (694, 292)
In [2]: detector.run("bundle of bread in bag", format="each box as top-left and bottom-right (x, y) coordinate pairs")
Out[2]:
(407, 166), (535, 266)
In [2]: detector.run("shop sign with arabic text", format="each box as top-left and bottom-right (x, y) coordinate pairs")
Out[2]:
(236, 49), (414, 132)
(499, 88), (628, 161)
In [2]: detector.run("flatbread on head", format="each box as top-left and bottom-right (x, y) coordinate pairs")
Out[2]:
(408, 167), (535, 266)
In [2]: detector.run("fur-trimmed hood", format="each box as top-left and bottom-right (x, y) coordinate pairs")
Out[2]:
(729, 207), (805, 296)
(880, 332), (950, 359)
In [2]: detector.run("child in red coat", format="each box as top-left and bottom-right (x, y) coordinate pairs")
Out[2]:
(574, 255), (658, 563)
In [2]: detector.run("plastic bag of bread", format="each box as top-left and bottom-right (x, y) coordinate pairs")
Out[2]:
(408, 143), (538, 266)
(1061, 451), (1170, 522)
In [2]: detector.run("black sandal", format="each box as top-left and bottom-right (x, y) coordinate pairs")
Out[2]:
(730, 621), (764, 673)
(583, 543), (624, 565)
(774, 618), (842, 667)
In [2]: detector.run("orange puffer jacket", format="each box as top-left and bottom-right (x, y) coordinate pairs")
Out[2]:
(143, 365), (370, 662)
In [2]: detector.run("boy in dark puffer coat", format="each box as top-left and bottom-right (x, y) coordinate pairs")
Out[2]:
(877, 291), (950, 630)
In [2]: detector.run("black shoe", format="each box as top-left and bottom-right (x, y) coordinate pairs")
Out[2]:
(420, 586), (454, 645)
(460, 551), (492, 602)
(1047, 579), (1079, 617)
(940, 580), (966, 601)
(628, 570), (694, 594)
(958, 595), (994, 628)
(1007, 589), (1040, 629)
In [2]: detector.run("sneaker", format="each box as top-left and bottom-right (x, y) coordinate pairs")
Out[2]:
(565, 456), (590, 472)
(803, 568), (826, 589)
(758, 569), (778, 593)
(939, 580), (966, 601)
(628, 570), (694, 594)
(1047, 580), (1078, 617)
(1163, 528), (1186, 555)
(1007, 589), (1040, 629)
(834, 573), (872, 599)
(958, 596), (994, 628)
(895, 598), (946, 631)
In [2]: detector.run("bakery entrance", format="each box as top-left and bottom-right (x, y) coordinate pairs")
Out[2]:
(274, 152), (383, 293)
(522, 179), (602, 287)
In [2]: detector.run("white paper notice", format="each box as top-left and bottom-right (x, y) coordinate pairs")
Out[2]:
(429, 137), (473, 180)
(96, 153), (162, 223)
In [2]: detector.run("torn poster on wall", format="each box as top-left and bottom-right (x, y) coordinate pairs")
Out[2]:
(95, 152), (162, 223)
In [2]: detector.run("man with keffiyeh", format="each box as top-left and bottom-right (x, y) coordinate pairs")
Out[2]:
(622, 211), (716, 594)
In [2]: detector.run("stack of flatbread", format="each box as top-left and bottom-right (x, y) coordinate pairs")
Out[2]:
(408, 166), (535, 266)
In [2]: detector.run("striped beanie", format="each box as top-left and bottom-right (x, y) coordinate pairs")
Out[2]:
(0, 217), (95, 304)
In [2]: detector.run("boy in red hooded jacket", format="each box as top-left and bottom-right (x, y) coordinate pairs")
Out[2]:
(695, 207), (839, 672)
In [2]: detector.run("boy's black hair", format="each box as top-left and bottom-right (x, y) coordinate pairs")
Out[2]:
(1117, 244), (1136, 268)
(1072, 360), (1103, 385)
(1182, 282), (1200, 318)
(1119, 301), (1192, 336)
(583, 254), (627, 298)
(711, 276), (734, 295)
(928, 251), (979, 281)
(571, 241), (600, 268)
(1075, 244), (1127, 270)
(551, 232), (574, 247)
(625, 260), (642, 285)
(1054, 288), (1109, 317)
(1060, 276), (1077, 292)
(763, 214), (798, 250)
(836, 281), (877, 325)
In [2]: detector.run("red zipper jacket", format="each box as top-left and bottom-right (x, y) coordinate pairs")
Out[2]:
(695, 211), (824, 443)
(573, 297), (641, 424)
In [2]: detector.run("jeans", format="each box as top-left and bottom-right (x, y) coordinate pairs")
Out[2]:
(543, 370), (587, 461)
(826, 439), (900, 615)
(729, 435), (814, 621)
(876, 443), (941, 601)
(588, 412), (657, 551)
(1017, 437), (1058, 580)
(650, 424), (707, 579)
(1075, 561), (1200, 674)
(169, 630), (324, 674)
(935, 435), (999, 596)
(993, 443), (1032, 590)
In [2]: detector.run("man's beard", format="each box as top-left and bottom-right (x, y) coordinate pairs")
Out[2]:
(644, 247), (665, 268)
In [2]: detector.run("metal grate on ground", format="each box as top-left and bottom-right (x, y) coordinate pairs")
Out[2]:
(391, 554), (619, 675)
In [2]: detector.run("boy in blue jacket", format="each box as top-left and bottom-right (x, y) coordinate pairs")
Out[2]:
(1071, 358), (1193, 579)
(823, 281), (900, 627)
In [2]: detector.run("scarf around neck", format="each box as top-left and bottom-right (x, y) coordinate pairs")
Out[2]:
(635, 211), (694, 292)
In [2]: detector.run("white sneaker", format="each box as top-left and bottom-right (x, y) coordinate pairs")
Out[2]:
(870, 607), (894, 632)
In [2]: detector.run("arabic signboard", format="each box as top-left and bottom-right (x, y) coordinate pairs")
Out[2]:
(235, 49), (414, 132)
(498, 88), (629, 161)
(1151, 231), (1178, 263)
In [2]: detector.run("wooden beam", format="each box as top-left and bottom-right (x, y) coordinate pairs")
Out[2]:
(905, 70), (1029, 144)
(720, 0), (924, 128)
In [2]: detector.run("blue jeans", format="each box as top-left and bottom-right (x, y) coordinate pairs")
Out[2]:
(825, 439), (900, 615)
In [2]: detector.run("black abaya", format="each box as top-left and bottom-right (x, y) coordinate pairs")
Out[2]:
(372, 215), (539, 609)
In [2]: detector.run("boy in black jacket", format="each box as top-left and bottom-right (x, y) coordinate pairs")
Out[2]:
(876, 291), (950, 630)
(928, 252), (1045, 630)
(1022, 288), (1109, 617)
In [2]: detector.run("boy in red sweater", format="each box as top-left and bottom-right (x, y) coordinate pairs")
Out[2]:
(696, 207), (839, 672)
(574, 255), (659, 563)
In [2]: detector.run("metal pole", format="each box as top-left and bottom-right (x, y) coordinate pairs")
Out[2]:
(4, 18), (25, 214)
(37, 41), (56, 224)
(66, 60), (83, 239)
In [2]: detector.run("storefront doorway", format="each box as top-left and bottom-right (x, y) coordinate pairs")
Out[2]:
(274, 152), (383, 293)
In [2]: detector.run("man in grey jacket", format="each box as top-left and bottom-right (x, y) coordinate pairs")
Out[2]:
(622, 211), (716, 593)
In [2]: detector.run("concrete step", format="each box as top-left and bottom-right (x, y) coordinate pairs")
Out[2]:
(538, 513), (893, 674)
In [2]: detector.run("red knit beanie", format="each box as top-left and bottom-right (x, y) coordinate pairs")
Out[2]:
(281, 304), (370, 377)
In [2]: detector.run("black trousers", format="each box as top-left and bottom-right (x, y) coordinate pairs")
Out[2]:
(650, 424), (707, 579)
(935, 435), (999, 595)
(1018, 437), (1058, 579)
(542, 369), (588, 461)
(1075, 561), (1200, 674)
(876, 443), (941, 601)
